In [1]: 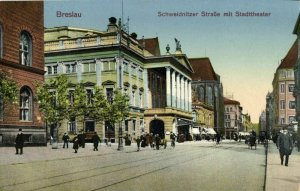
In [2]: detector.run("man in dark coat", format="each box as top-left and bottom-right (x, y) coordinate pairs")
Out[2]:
(216, 132), (221, 144)
(136, 136), (141, 151)
(92, 132), (101, 151)
(155, 134), (161, 150)
(77, 131), (85, 148)
(277, 128), (294, 166)
(73, 135), (79, 153)
(15, 128), (24, 155)
(62, 132), (70, 149)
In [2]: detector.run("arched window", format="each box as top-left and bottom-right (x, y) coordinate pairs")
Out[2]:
(198, 86), (205, 102)
(207, 86), (213, 105)
(19, 31), (32, 66)
(20, 87), (32, 121)
(0, 24), (3, 58)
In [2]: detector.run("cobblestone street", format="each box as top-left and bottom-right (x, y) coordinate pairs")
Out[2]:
(0, 141), (265, 191)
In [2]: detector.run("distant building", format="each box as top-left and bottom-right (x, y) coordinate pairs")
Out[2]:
(272, 40), (297, 130)
(266, 92), (274, 135)
(0, 2), (45, 146)
(190, 57), (224, 135)
(259, 110), (266, 132)
(224, 97), (242, 139)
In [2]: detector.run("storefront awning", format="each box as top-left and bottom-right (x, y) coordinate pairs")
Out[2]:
(192, 128), (200, 134)
(206, 128), (216, 135)
(177, 118), (193, 127)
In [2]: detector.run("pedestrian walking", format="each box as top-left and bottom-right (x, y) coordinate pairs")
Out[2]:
(136, 136), (141, 151)
(92, 132), (101, 151)
(73, 135), (79, 153)
(277, 127), (293, 166)
(170, 132), (176, 148)
(15, 128), (24, 155)
(62, 132), (70, 149)
(155, 134), (161, 150)
(216, 132), (221, 145)
(149, 133), (154, 149)
(78, 131), (85, 148)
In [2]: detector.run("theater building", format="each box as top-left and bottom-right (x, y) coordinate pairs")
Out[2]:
(44, 18), (193, 142)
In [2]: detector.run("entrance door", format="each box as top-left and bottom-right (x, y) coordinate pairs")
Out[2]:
(150, 119), (165, 139)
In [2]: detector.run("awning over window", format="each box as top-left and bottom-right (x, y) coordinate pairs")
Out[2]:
(192, 128), (200, 134)
(206, 128), (216, 135)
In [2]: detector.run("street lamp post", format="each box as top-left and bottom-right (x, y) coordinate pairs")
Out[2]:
(117, 120), (123, 151)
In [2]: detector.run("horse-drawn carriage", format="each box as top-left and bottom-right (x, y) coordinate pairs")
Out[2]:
(247, 135), (257, 150)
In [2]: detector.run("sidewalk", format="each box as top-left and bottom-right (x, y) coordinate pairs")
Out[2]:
(266, 142), (300, 191)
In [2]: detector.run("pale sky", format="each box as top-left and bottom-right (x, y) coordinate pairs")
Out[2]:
(45, 0), (300, 123)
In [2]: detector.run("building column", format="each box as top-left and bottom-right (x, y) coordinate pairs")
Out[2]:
(181, 77), (184, 110)
(177, 74), (181, 109)
(166, 67), (171, 107)
(172, 70), (176, 108)
(96, 59), (102, 87)
(143, 69), (148, 108)
(137, 66), (140, 107)
(77, 61), (82, 83)
(184, 79), (188, 111)
(129, 62), (132, 106)
(188, 80), (192, 112)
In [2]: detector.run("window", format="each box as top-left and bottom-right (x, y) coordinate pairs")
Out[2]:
(47, 66), (52, 75)
(19, 31), (32, 66)
(0, 24), (3, 58)
(280, 118), (285, 125)
(288, 84), (295, 92)
(0, 96), (3, 120)
(132, 119), (136, 132)
(138, 69), (143, 79)
(287, 70), (294, 78)
(105, 121), (115, 139)
(280, 100), (285, 110)
(280, 71), (286, 78)
(230, 107), (232, 112)
(47, 65), (58, 75)
(288, 116), (295, 124)
(103, 61), (116, 71)
(207, 86), (213, 105)
(132, 91), (135, 106)
(140, 119), (144, 133)
(289, 101), (295, 109)
(68, 90), (75, 106)
(20, 87), (32, 121)
(131, 65), (136, 76)
(65, 63), (76, 73)
(106, 88), (113, 104)
(139, 93), (143, 108)
(280, 84), (285, 93)
(125, 120), (129, 132)
(86, 89), (93, 105)
(68, 117), (76, 132)
(198, 86), (204, 102)
(83, 62), (96, 73)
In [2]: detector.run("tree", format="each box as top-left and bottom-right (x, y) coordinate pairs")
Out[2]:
(36, 75), (69, 147)
(36, 75), (110, 147)
(0, 72), (18, 103)
(103, 89), (130, 150)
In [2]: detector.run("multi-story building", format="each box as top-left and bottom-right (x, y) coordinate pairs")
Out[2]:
(266, 92), (274, 136)
(0, 2), (45, 146)
(241, 113), (251, 132)
(44, 18), (193, 142)
(259, 110), (266, 132)
(224, 97), (242, 139)
(272, 40), (297, 130)
(293, 14), (300, 132)
(190, 57), (224, 135)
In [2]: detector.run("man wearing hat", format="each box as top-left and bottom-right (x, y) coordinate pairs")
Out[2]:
(15, 128), (24, 155)
(62, 132), (70, 149)
(277, 127), (294, 166)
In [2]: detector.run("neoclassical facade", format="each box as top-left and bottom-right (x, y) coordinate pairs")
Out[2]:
(0, 2), (45, 146)
(45, 18), (193, 142)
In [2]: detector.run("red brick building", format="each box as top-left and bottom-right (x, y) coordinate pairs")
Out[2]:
(0, 2), (45, 146)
